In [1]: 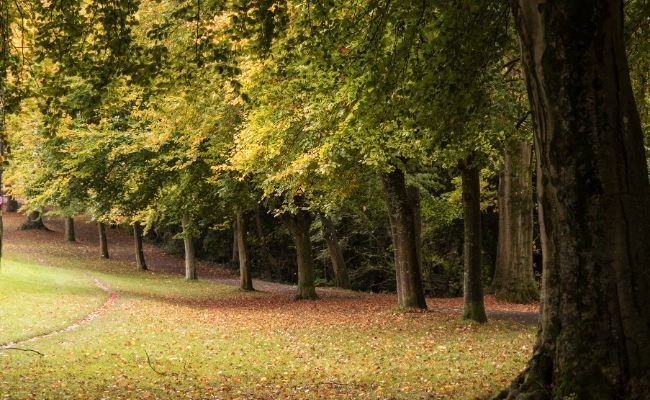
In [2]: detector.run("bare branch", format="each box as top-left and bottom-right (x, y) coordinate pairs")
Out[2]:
(0, 347), (45, 356)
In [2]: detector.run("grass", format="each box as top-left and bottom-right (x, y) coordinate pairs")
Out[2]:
(0, 259), (106, 344)
(0, 217), (536, 399)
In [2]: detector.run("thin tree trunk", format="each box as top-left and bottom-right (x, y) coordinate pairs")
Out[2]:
(459, 156), (487, 323)
(0, 27), (6, 265)
(231, 220), (239, 264)
(493, 140), (538, 303)
(321, 215), (351, 289)
(380, 168), (427, 310)
(236, 209), (254, 291)
(98, 222), (109, 259)
(255, 206), (277, 277)
(283, 209), (317, 300)
(64, 217), (76, 242)
(181, 214), (197, 280)
(133, 222), (147, 271)
(500, 1), (650, 398)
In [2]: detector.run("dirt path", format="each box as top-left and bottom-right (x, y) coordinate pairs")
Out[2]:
(0, 277), (117, 350)
(2, 211), (540, 324)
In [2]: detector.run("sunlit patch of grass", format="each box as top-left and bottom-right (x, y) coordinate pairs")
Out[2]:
(0, 259), (106, 344)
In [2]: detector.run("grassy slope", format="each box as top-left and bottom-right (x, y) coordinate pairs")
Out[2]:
(0, 214), (535, 399)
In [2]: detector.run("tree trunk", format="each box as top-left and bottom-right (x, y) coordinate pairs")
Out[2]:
(98, 222), (109, 259)
(500, 1), (650, 398)
(380, 168), (427, 310)
(0, 34), (6, 264)
(255, 206), (277, 277)
(64, 217), (76, 242)
(236, 209), (254, 291)
(133, 222), (147, 271)
(231, 220), (239, 264)
(181, 214), (197, 280)
(283, 209), (317, 300)
(493, 140), (538, 303)
(20, 210), (48, 230)
(5, 197), (18, 212)
(459, 157), (487, 323)
(321, 215), (351, 289)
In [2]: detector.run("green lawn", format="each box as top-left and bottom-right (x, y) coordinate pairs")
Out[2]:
(0, 252), (535, 399)
(0, 259), (106, 344)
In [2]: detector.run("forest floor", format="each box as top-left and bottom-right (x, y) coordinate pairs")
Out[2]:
(0, 211), (539, 399)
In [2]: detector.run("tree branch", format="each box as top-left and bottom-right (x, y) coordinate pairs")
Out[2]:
(515, 110), (532, 130)
(144, 350), (166, 375)
(0, 347), (45, 356)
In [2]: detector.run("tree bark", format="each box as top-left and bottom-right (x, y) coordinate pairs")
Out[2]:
(255, 206), (277, 277)
(380, 168), (427, 309)
(5, 197), (18, 212)
(321, 215), (351, 289)
(133, 222), (147, 271)
(98, 222), (109, 259)
(231, 219), (239, 264)
(181, 214), (197, 280)
(493, 140), (538, 304)
(283, 209), (318, 300)
(236, 209), (254, 291)
(0, 23), (6, 264)
(64, 217), (76, 242)
(459, 157), (487, 323)
(500, 1), (650, 398)
(20, 210), (48, 230)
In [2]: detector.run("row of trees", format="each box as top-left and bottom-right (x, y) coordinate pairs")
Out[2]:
(2, 0), (546, 309)
(2, 0), (649, 397)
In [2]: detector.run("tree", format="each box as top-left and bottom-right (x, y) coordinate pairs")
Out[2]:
(181, 213), (197, 280)
(459, 155), (487, 323)
(381, 168), (427, 309)
(281, 200), (317, 300)
(98, 222), (109, 259)
(500, 0), (650, 398)
(320, 215), (351, 289)
(235, 208), (253, 291)
(133, 221), (147, 270)
(493, 138), (538, 304)
(64, 217), (76, 242)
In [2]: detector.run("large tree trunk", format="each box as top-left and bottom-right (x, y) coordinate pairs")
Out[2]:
(236, 209), (254, 291)
(283, 209), (317, 300)
(493, 140), (538, 304)
(98, 222), (109, 259)
(500, 1), (650, 398)
(20, 210), (48, 230)
(459, 157), (487, 323)
(380, 168), (427, 309)
(64, 217), (76, 242)
(133, 222), (147, 271)
(5, 197), (18, 212)
(181, 214), (197, 280)
(321, 215), (351, 289)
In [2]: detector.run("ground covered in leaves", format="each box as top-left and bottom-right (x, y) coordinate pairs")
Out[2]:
(0, 212), (537, 399)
